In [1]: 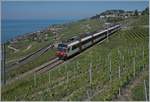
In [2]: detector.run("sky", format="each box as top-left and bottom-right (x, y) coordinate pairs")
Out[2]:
(2, 1), (149, 20)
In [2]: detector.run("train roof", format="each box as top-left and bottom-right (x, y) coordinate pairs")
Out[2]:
(61, 24), (120, 47)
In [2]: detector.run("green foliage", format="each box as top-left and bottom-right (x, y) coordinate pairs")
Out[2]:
(106, 17), (124, 23)
(131, 85), (145, 101)
(5, 40), (52, 62)
(134, 9), (138, 16)
(131, 73), (149, 101)
(6, 49), (56, 80)
(142, 7), (149, 15)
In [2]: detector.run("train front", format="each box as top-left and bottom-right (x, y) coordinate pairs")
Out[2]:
(56, 43), (68, 59)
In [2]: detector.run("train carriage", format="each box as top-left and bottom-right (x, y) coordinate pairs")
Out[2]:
(56, 24), (121, 59)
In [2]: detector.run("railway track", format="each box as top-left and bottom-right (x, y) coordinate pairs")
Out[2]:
(35, 58), (63, 74)
(6, 43), (53, 72)
(6, 57), (63, 85)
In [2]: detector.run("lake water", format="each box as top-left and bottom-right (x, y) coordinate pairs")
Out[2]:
(1, 19), (74, 43)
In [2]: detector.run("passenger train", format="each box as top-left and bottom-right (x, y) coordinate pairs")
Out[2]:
(56, 24), (121, 59)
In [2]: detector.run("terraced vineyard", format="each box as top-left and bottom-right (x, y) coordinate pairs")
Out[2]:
(2, 23), (149, 100)
(4, 19), (105, 82)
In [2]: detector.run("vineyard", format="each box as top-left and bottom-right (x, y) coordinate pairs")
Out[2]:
(2, 22), (149, 100)
(4, 19), (105, 82)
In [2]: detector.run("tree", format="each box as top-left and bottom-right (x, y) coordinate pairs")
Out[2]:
(142, 7), (149, 15)
(134, 9), (138, 16)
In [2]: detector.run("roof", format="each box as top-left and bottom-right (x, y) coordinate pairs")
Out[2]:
(62, 24), (120, 47)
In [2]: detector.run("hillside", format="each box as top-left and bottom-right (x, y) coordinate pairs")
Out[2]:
(2, 14), (149, 101)
(4, 18), (107, 82)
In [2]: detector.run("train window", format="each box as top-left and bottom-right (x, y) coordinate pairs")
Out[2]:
(58, 47), (66, 51)
(97, 31), (107, 38)
(58, 44), (67, 48)
(82, 38), (92, 45)
(72, 44), (79, 50)
(67, 47), (70, 52)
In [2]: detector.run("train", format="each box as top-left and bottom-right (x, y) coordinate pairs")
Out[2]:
(56, 24), (121, 59)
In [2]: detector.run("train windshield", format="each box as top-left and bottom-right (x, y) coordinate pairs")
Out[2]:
(57, 44), (67, 51)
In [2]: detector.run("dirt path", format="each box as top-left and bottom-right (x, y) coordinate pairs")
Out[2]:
(24, 44), (32, 52)
(114, 68), (148, 101)
(8, 45), (19, 53)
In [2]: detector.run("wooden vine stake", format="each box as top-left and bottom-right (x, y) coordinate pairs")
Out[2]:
(67, 71), (69, 83)
(122, 55), (124, 71)
(144, 80), (148, 101)
(118, 48), (121, 60)
(108, 53), (112, 81)
(118, 65), (121, 96)
(34, 73), (37, 87)
(143, 47), (145, 70)
(76, 61), (79, 70)
(143, 47), (145, 59)
(65, 65), (68, 90)
(49, 71), (51, 84)
(89, 63), (92, 85)
(133, 57), (136, 77)
(128, 47), (130, 55)
(86, 90), (90, 101)
(135, 48), (136, 57)
(74, 66), (76, 80)
(87, 63), (92, 99)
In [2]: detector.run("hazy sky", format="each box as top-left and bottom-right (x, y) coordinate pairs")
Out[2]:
(2, 1), (149, 20)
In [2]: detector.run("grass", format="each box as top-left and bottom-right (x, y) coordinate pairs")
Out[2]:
(131, 71), (149, 101)
(5, 33), (53, 62)
(6, 49), (56, 80)
(5, 38), (53, 62)
(59, 19), (105, 41)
